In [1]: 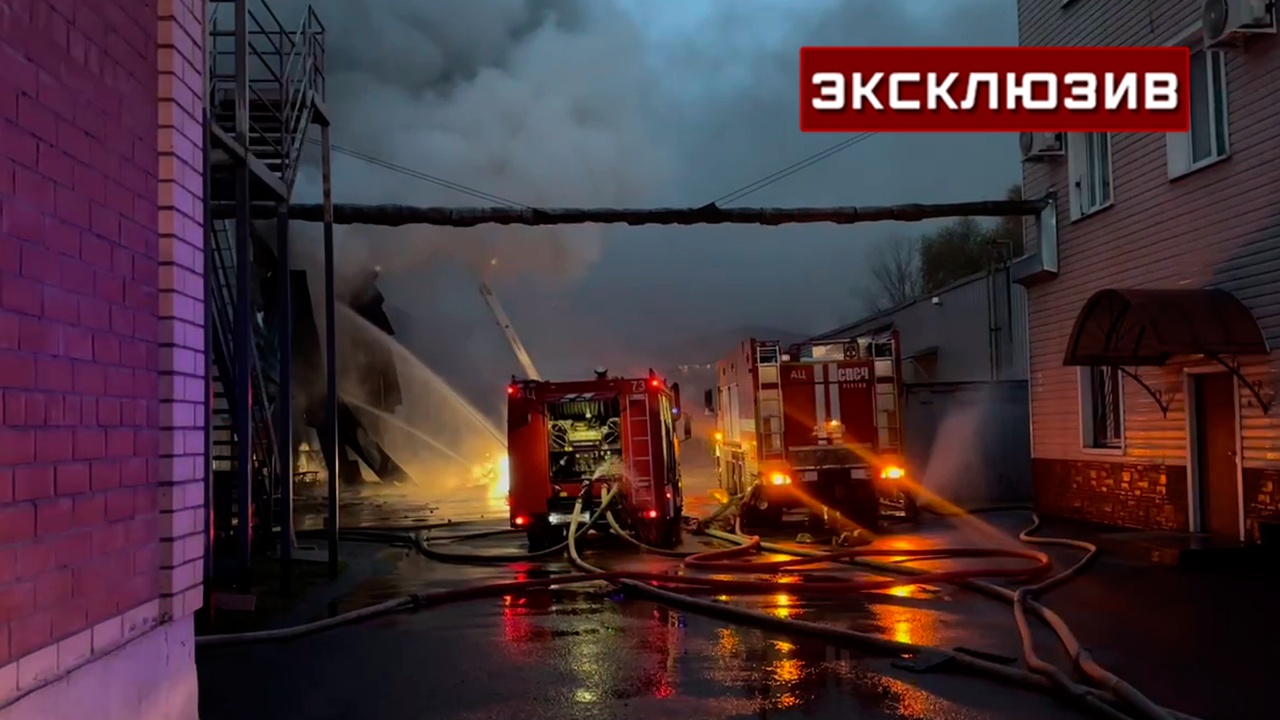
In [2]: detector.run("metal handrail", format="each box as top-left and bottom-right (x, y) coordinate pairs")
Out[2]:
(278, 5), (325, 190)
(206, 3), (325, 191)
(208, 221), (280, 491)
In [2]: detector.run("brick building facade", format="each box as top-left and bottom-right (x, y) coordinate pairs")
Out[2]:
(1017, 0), (1280, 543)
(1, 1), (205, 717)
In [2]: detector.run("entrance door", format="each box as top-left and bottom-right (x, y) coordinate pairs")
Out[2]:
(1192, 373), (1240, 539)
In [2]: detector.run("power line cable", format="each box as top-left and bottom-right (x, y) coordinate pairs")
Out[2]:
(709, 132), (875, 206)
(306, 129), (877, 211)
(305, 137), (531, 208)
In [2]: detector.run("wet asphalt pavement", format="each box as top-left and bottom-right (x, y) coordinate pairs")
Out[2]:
(197, 469), (1270, 720)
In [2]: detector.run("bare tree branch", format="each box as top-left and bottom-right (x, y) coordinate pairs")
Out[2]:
(860, 234), (922, 313)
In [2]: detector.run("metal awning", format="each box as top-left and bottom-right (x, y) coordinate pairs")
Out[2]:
(1063, 288), (1269, 367)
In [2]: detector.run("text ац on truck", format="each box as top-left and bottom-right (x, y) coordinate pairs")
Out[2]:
(506, 368), (692, 551)
(705, 333), (918, 532)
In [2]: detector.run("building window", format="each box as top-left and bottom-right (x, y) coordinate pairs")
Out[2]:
(1080, 366), (1123, 450)
(1167, 44), (1229, 178)
(1067, 132), (1112, 219)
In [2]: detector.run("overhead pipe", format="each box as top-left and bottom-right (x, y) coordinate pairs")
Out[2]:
(210, 199), (1052, 226)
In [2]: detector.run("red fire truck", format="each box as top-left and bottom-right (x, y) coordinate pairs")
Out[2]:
(507, 369), (691, 551)
(704, 332), (917, 531)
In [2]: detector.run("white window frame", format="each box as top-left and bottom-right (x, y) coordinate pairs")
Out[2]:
(1166, 33), (1230, 179)
(1079, 365), (1124, 453)
(1066, 132), (1113, 221)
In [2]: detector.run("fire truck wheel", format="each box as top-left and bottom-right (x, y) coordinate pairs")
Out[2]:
(842, 481), (881, 533)
(901, 491), (920, 523)
(741, 502), (784, 531)
(660, 518), (683, 549)
(526, 524), (564, 553)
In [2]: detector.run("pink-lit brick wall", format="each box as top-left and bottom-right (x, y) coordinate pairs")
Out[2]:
(0, 0), (205, 705)
(155, 0), (205, 622)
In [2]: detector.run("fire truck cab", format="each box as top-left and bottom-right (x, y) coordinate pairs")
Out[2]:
(507, 370), (690, 551)
(705, 332), (917, 532)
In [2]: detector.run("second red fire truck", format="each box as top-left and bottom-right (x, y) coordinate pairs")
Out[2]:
(705, 332), (918, 531)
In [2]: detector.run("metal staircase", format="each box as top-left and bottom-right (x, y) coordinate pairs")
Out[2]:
(204, 0), (326, 581)
(208, 1), (325, 196)
(207, 220), (281, 540)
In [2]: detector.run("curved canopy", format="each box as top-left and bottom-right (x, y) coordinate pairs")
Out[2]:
(1063, 288), (1269, 366)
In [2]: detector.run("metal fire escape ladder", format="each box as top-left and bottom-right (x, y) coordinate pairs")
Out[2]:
(754, 341), (785, 459)
(208, 1), (326, 191)
(205, 1), (327, 578)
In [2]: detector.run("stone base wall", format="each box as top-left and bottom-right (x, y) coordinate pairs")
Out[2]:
(0, 614), (196, 720)
(1032, 458), (1190, 531)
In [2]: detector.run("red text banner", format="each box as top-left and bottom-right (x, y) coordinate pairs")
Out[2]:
(799, 46), (1191, 133)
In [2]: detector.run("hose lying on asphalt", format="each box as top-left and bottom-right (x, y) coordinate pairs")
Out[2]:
(700, 525), (1181, 720)
(416, 485), (623, 563)
(1015, 516), (1173, 720)
(196, 487), (1194, 720)
(573, 495), (1196, 720)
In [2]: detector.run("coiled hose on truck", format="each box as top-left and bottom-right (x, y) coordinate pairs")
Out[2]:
(196, 484), (1193, 720)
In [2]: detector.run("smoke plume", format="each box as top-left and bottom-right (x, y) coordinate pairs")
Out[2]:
(260, 0), (1026, 500)
(281, 0), (673, 284)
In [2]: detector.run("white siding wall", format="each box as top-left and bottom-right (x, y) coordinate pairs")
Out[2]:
(1020, 0), (1280, 470)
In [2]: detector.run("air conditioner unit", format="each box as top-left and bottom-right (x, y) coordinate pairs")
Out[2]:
(1019, 131), (1064, 162)
(1204, 0), (1276, 47)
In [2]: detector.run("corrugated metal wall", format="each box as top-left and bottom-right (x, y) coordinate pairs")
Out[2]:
(905, 382), (1033, 508)
(818, 271), (1034, 505)
(880, 269), (1028, 384)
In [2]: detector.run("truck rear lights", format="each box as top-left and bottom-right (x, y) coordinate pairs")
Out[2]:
(650, 378), (660, 387)
(880, 466), (905, 480)
(507, 385), (518, 395)
(644, 509), (658, 519)
(769, 472), (792, 485)
(513, 515), (528, 526)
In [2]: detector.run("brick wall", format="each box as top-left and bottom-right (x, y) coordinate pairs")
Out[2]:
(156, 0), (205, 622)
(1, 0), (206, 707)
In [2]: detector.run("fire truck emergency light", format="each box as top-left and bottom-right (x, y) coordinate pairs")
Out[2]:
(769, 472), (792, 485)
(880, 466), (905, 480)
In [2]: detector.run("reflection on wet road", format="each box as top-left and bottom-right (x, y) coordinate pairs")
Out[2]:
(200, 486), (1091, 720)
(199, 572), (1079, 720)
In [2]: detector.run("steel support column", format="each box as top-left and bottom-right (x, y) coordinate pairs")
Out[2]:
(276, 202), (294, 592)
(232, 0), (253, 584)
(203, 106), (215, 585)
(320, 123), (339, 578)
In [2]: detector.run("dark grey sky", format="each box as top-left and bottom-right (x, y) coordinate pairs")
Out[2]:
(283, 0), (1021, 401)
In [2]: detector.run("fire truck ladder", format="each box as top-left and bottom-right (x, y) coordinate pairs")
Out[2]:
(626, 380), (655, 506)
(869, 333), (901, 453)
(479, 281), (541, 381)
(754, 341), (785, 459)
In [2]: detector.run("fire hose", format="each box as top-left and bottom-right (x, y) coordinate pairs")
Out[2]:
(196, 484), (1194, 720)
